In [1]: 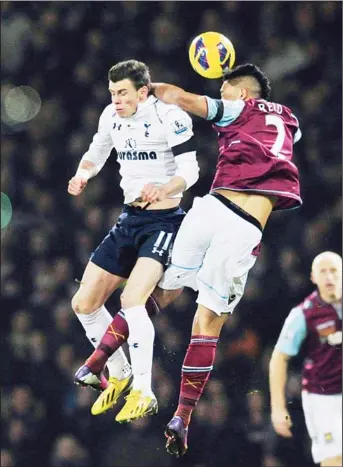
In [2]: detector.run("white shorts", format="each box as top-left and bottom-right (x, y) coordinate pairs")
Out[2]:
(302, 391), (342, 463)
(159, 194), (262, 315)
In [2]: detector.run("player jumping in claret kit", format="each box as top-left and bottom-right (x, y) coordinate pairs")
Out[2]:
(270, 252), (342, 467)
(149, 63), (303, 456)
(68, 60), (199, 423)
(77, 63), (302, 444)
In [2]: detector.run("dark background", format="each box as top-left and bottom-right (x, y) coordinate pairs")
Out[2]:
(1, 2), (342, 467)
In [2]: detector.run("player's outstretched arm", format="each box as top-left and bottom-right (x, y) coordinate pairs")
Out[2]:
(152, 83), (208, 119)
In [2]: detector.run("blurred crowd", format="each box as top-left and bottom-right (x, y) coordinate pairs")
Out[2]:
(1, 2), (341, 467)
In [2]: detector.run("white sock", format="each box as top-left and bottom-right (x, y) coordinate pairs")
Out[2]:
(124, 305), (155, 395)
(75, 305), (131, 380)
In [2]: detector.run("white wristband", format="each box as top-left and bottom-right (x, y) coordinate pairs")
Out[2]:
(75, 168), (90, 180)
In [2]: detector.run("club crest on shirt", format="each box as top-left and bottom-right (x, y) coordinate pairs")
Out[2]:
(316, 320), (336, 337)
(324, 432), (333, 443)
(316, 320), (336, 344)
(172, 119), (187, 134)
(125, 138), (137, 149)
(144, 122), (151, 137)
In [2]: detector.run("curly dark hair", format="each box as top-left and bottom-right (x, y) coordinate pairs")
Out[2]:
(108, 60), (151, 90)
(223, 64), (271, 100)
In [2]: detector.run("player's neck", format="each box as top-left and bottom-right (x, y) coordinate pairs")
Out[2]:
(319, 291), (342, 305)
(131, 96), (149, 116)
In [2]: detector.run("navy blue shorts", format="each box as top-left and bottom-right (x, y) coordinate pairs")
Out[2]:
(90, 205), (185, 278)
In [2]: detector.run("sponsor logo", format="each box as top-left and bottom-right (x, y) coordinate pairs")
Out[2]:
(117, 151), (157, 160)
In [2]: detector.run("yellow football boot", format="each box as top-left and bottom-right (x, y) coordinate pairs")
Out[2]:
(115, 390), (158, 423)
(91, 375), (132, 415)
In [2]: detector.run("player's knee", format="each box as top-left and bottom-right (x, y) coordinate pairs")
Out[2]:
(71, 292), (100, 315)
(120, 292), (136, 310)
(152, 287), (182, 309)
(194, 306), (227, 336)
(120, 291), (144, 310)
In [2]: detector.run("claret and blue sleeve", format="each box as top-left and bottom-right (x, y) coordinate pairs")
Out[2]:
(275, 306), (307, 356)
(204, 96), (245, 126)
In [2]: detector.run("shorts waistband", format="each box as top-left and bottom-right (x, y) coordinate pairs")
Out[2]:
(123, 204), (181, 215)
(210, 192), (263, 232)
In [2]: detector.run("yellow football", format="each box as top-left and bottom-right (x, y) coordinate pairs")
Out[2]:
(189, 31), (236, 79)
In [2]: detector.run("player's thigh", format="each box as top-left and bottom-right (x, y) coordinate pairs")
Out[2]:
(73, 219), (137, 313)
(302, 392), (342, 464)
(196, 229), (260, 315)
(72, 261), (126, 314)
(159, 197), (213, 291)
(121, 257), (164, 308)
(90, 221), (137, 279)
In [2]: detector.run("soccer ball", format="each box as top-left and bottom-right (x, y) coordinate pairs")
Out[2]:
(189, 31), (236, 79)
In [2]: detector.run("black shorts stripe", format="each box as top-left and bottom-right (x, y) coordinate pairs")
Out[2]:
(211, 99), (224, 123)
(171, 137), (196, 157)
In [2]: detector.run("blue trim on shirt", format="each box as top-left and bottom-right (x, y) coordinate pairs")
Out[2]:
(205, 96), (245, 127)
(275, 307), (307, 356)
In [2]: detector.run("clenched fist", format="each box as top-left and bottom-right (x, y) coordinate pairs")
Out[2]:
(271, 407), (293, 438)
(140, 183), (167, 203)
(68, 175), (88, 196)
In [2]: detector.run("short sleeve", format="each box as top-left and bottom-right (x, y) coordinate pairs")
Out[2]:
(205, 96), (245, 127)
(275, 307), (307, 356)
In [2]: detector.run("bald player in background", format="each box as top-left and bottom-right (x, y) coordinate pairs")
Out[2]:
(270, 252), (342, 467)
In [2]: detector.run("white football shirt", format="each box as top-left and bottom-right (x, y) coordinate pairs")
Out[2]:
(81, 95), (196, 204)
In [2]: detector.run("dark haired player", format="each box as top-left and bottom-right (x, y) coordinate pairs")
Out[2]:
(68, 60), (199, 422)
(270, 252), (342, 467)
(150, 63), (302, 456)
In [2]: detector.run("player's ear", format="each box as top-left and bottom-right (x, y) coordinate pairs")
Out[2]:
(310, 271), (316, 285)
(138, 85), (149, 99)
(241, 88), (248, 100)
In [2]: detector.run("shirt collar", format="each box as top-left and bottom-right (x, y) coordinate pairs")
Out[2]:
(134, 95), (156, 116)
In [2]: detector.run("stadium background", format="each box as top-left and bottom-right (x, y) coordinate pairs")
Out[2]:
(1, 2), (341, 467)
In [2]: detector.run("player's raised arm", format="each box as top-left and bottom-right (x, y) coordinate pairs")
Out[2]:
(152, 83), (245, 127)
(152, 83), (208, 119)
(68, 105), (114, 196)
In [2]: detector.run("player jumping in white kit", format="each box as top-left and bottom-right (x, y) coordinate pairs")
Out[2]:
(69, 60), (199, 423)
